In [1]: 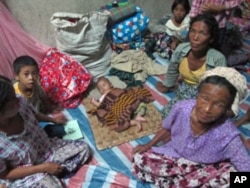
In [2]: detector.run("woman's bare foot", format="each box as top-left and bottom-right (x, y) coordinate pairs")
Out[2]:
(156, 81), (169, 93)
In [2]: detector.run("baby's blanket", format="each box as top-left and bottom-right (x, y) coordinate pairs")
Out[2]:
(96, 87), (154, 131)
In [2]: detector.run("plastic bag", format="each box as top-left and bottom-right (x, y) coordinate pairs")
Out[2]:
(40, 48), (92, 108)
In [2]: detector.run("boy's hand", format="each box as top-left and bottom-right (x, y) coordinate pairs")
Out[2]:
(52, 115), (68, 125)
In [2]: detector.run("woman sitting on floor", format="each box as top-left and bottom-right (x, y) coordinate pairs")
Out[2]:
(132, 75), (250, 187)
(156, 13), (227, 118)
(0, 75), (91, 187)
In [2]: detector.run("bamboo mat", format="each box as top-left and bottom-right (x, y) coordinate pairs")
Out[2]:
(83, 98), (162, 150)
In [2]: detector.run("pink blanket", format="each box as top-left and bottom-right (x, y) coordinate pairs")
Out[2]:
(0, 2), (49, 79)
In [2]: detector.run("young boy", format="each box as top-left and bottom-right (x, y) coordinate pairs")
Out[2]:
(13, 55), (68, 137)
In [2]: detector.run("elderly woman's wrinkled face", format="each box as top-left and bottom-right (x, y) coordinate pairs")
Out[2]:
(195, 83), (232, 124)
(189, 21), (213, 53)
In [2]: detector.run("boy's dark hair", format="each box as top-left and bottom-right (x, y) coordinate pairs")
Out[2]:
(0, 75), (13, 111)
(13, 56), (39, 74)
(189, 13), (220, 50)
(198, 75), (237, 105)
(171, 0), (191, 14)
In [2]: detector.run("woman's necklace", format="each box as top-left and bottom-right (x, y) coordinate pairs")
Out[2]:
(193, 124), (208, 137)
(191, 123), (209, 143)
(190, 110), (209, 143)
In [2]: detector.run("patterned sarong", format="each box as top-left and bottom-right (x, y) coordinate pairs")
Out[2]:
(132, 150), (236, 188)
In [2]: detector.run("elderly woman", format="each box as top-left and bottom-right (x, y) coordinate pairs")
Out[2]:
(200, 67), (248, 117)
(0, 75), (91, 187)
(156, 13), (227, 117)
(132, 73), (250, 187)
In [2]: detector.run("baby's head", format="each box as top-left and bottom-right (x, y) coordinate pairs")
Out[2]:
(96, 76), (113, 94)
(13, 56), (39, 90)
(169, 36), (181, 50)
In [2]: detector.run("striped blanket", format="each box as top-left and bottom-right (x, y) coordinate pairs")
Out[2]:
(62, 35), (250, 187)
(96, 87), (154, 131)
(63, 105), (155, 188)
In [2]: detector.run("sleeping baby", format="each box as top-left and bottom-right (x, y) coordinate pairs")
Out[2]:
(90, 76), (154, 132)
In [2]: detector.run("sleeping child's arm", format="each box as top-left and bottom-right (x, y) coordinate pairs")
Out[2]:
(91, 98), (101, 107)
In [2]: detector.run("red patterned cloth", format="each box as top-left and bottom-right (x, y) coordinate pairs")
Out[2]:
(40, 48), (92, 108)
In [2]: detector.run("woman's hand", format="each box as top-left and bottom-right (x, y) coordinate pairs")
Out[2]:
(132, 143), (151, 154)
(132, 129), (171, 155)
(1, 162), (66, 180)
(201, 3), (225, 13)
(43, 162), (65, 175)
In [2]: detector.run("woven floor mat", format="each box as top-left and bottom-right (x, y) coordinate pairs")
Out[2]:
(83, 98), (162, 150)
